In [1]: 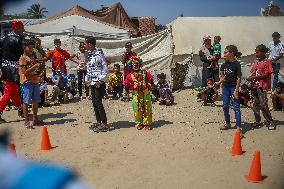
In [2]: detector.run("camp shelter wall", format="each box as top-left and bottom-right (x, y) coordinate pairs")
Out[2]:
(39, 30), (173, 78)
(169, 16), (284, 86)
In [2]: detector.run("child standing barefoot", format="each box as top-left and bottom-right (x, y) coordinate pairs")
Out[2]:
(215, 45), (242, 132)
(19, 39), (44, 129)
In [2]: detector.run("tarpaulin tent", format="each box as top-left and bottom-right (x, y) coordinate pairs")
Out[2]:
(92, 2), (138, 34)
(38, 30), (174, 80)
(92, 2), (156, 37)
(25, 5), (130, 39)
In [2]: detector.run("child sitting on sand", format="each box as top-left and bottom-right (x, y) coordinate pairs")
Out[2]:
(157, 73), (174, 105)
(68, 74), (77, 99)
(239, 84), (251, 107)
(38, 70), (50, 107)
(271, 82), (284, 111)
(51, 68), (69, 104)
(107, 64), (123, 99)
(197, 78), (218, 106)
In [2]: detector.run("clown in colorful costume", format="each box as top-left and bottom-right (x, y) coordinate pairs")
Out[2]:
(124, 56), (154, 130)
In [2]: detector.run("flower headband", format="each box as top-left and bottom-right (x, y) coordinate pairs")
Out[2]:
(127, 55), (143, 67)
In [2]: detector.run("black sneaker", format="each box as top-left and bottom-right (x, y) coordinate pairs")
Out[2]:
(89, 123), (100, 130)
(92, 124), (110, 133)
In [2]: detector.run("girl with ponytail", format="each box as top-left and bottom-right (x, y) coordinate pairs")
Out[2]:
(215, 45), (242, 132)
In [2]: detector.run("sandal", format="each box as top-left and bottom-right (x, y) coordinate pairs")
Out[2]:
(144, 125), (152, 130)
(268, 122), (276, 130)
(24, 122), (34, 129)
(220, 123), (231, 130)
(32, 119), (45, 126)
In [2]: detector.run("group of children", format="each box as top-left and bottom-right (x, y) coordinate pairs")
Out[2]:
(104, 42), (175, 106)
(196, 40), (283, 133)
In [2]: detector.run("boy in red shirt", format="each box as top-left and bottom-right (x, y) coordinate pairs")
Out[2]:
(247, 44), (276, 130)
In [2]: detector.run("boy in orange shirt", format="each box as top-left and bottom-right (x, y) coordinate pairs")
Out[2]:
(19, 39), (44, 129)
(44, 39), (71, 75)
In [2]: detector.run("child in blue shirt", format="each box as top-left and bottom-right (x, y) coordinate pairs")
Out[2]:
(157, 73), (174, 105)
(67, 74), (77, 99)
(51, 68), (69, 103)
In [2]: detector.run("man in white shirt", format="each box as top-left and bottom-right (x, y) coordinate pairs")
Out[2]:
(84, 36), (109, 132)
(268, 32), (284, 90)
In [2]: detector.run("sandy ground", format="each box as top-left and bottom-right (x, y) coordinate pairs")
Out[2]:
(0, 89), (284, 189)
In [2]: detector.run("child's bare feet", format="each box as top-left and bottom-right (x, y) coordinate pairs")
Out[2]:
(166, 100), (171, 106)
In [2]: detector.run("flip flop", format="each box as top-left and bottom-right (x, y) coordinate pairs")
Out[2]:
(268, 123), (276, 130)
(144, 125), (152, 130)
(24, 122), (35, 129)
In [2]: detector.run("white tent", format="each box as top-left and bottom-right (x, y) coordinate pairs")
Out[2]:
(170, 16), (284, 56)
(169, 16), (284, 85)
(25, 6), (130, 40)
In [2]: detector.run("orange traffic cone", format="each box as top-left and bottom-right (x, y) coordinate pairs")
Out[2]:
(230, 128), (243, 156)
(40, 127), (52, 151)
(245, 151), (264, 183)
(8, 143), (17, 157)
